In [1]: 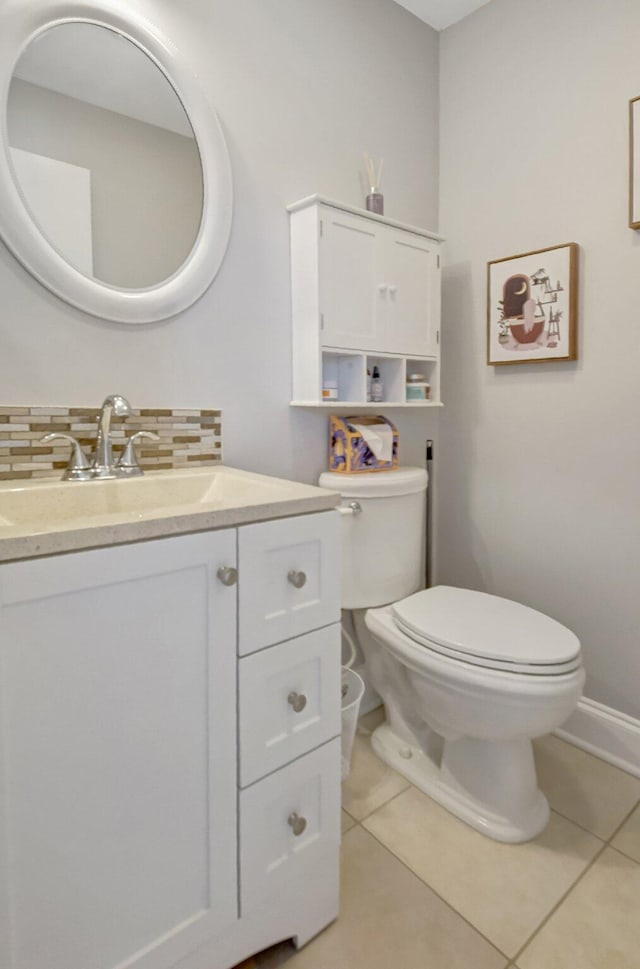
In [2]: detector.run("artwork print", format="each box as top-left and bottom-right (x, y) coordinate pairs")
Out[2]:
(487, 243), (578, 365)
(630, 96), (640, 229)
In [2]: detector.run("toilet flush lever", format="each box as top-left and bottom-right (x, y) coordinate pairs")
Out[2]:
(338, 501), (362, 517)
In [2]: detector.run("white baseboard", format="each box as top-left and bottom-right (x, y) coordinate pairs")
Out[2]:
(555, 697), (640, 779)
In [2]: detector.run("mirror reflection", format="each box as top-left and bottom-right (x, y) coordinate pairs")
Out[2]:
(7, 23), (204, 290)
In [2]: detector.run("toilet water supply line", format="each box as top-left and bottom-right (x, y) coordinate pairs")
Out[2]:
(426, 438), (433, 588)
(341, 620), (358, 669)
(337, 499), (361, 670)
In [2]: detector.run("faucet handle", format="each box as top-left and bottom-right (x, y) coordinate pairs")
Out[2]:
(40, 433), (91, 481)
(116, 431), (160, 476)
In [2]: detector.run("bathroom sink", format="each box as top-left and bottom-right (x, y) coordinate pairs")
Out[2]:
(0, 466), (337, 560)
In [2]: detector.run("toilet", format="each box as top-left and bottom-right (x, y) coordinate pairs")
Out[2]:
(319, 467), (585, 843)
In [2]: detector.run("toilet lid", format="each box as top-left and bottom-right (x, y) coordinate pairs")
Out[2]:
(391, 586), (582, 675)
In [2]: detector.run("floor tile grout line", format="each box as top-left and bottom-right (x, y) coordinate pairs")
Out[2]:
(361, 823), (512, 962)
(603, 841), (640, 866)
(542, 805), (608, 842)
(603, 795), (640, 846)
(350, 783), (614, 841)
(346, 780), (412, 825)
(508, 840), (609, 966)
(342, 806), (358, 824)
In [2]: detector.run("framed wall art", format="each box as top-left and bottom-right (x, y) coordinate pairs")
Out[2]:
(630, 96), (640, 229)
(487, 243), (578, 366)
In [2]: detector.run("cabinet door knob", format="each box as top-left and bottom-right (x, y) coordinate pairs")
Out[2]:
(377, 284), (388, 295)
(288, 691), (308, 713)
(217, 566), (238, 587)
(287, 569), (307, 589)
(288, 812), (308, 836)
(388, 284), (398, 295)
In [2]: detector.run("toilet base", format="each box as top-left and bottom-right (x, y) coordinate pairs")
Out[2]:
(371, 722), (550, 843)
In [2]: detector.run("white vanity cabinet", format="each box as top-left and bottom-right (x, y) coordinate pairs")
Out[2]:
(0, 510), (341, 969)
(289, 195), (443, 408)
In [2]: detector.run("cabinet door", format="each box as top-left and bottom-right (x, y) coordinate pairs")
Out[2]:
(319, 208), (383, 351)
(383, 229), (440, 356)
(0, 532), (237, 969)
(238, 511), (340, 656)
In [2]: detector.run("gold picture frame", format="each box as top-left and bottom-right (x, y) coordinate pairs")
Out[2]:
(487, 243), (578, 366)
(630, 96), (640, 229)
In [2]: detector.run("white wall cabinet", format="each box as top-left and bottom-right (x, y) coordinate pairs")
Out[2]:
(289, 195), (443, 408)
(0, 512), (341, 969)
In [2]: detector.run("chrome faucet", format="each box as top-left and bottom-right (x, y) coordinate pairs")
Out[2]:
(41, 395), (159, 480)
(91, 394), (133, 478)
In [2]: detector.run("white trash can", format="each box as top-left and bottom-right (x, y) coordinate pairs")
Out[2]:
(341, 666), (365, 781)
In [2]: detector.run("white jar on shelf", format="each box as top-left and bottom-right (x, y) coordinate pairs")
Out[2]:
(406, 373), (430, 401)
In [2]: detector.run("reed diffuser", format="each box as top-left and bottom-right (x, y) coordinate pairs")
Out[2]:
(364, 153), (384, 215)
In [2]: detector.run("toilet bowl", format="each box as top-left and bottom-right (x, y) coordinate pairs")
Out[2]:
(365, 588), (584, 842)
(319, 468), (585, 843)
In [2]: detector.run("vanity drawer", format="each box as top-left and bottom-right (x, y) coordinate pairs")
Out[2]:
(239, 624), (341, 787)
(239, 738), (341, 915)
(238, 511), (340, 655)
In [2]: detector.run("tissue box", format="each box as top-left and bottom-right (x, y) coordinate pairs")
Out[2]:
(329, 415), (399, 473)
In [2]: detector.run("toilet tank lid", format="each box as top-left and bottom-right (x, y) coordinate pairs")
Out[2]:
(318, 467), (428, 498)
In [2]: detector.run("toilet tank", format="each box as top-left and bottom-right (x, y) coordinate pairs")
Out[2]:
(318, 468), (428, 609)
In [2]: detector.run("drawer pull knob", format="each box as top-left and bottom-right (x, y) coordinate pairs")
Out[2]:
(288, 691), (307, 713)
(287, 569), (307, 589)
(217, 566), (238, 587)
(288, 812), (308, 836)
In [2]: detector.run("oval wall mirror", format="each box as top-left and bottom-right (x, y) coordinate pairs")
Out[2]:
(0, 1), (233, 323)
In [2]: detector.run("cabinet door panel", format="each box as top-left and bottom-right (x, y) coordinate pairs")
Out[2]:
(238, 512), (340, 656)
(384, 231), (439, 356)
(319, 209), (382, 351)
(239, 625), (341, 787)
(240, 739), (341, 915)
(0, 532), (237, 969)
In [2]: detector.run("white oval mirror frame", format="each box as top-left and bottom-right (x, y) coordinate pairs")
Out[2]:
(0, 0), (233, 324)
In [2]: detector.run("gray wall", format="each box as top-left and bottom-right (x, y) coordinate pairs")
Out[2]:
(439, 0), (640, 718)
(8, 78), (203, 288)
(0, 0), (441, 485)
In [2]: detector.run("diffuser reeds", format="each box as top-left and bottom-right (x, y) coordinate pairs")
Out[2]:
(364, 152), (384, 192)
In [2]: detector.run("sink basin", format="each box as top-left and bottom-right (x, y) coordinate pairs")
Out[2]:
(0, 466), (332, 532)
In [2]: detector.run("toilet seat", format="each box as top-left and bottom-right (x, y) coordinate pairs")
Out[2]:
(391, 586), (582, 676)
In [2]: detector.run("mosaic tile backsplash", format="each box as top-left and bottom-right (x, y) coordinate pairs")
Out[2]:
(0, 406), (222, 480)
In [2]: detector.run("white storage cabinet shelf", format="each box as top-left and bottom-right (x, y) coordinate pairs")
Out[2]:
(0, 511), (341, 969)
(288, 195), (444, 409)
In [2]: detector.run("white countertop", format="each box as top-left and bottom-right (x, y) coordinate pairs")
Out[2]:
(0, 466), (339, 563)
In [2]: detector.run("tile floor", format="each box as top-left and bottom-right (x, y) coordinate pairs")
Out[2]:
(235, 708), (640, 969)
